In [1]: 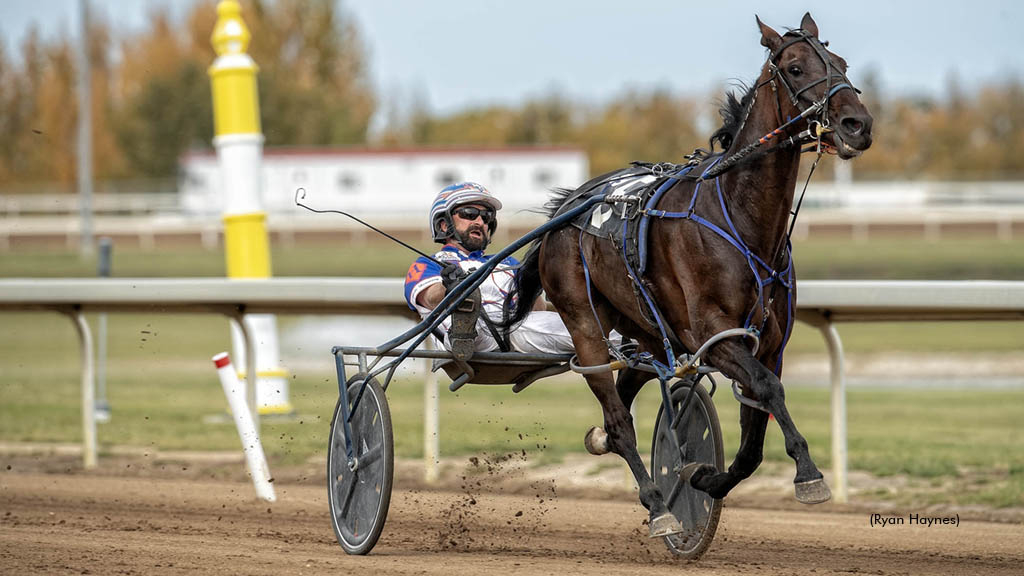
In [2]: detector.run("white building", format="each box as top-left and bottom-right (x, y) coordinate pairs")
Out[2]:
(179, 146), (589, 226)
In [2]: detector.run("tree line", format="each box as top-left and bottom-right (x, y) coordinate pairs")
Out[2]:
(1, 0), (1021, 192)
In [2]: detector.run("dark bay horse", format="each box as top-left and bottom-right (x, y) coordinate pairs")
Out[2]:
(502, 13), (872, 536)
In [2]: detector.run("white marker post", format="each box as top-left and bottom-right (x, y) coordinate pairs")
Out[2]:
(213, 352), (276, 502)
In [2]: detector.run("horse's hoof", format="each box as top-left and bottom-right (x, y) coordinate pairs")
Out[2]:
(680, 462), (714, 485)
(794, 478), (832, 504)
(584, 426), (609, 456)
(649, 512), (683, 538)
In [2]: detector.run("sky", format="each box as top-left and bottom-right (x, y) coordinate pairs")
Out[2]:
(1, 0), (1022, 118)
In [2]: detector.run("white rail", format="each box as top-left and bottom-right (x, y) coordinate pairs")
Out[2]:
(2, 278), (1023, 503)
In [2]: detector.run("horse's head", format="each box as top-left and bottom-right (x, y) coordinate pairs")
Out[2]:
(756, 13), (873, 159)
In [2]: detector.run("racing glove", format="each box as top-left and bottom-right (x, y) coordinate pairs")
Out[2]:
(440, 262), (467, 293)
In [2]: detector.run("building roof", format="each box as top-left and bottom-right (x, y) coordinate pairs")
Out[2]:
(182, 145), (585, 161)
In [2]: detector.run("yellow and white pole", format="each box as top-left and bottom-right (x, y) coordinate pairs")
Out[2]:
(209, 0), (291, 415)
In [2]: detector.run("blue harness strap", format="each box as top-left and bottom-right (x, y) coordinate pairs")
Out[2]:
(637, 163), (699, 276)
(617, 216), (678, 380)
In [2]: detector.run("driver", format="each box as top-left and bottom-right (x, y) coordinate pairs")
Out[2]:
(404, 182), (576, 354)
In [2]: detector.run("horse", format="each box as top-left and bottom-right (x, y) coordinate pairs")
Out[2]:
(501, 13), (873, 537)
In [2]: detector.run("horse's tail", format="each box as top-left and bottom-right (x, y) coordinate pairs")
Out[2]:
(497, 240), (544, 332)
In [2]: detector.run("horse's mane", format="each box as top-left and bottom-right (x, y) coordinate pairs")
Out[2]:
(709, 82), (756, 153)
(543, 188), (575, 219)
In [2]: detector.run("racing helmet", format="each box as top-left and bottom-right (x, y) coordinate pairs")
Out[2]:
(429, 182), (503, 243)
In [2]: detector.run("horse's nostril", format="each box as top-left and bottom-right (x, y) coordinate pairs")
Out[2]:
(841, 117), (864, 136)
(840, 114), (873, 138)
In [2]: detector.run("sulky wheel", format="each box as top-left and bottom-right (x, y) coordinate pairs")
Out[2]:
(650, 376), (725, 561)
(327, 374), (394, 555)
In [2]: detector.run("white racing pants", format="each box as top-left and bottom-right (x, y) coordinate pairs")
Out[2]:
(439, 310), (619, 355)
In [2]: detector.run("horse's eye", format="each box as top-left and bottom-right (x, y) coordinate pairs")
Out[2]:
(788, 65), (803, 77)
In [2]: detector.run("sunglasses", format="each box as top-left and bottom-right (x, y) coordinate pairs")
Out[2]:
(453, 206), (495, 224)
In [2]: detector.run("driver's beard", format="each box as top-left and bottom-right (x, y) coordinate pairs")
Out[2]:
(457, 227), (489, 252)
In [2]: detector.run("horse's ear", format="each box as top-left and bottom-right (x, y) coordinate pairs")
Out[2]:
(800, 12), (819, 38)
(756, 15), (782, 52)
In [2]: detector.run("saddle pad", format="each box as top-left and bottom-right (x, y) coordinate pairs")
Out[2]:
(571, 173), (658, 240)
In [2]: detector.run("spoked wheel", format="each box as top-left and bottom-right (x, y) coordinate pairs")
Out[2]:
(650, 376), (725, 561)
(327, 374), (394, 555)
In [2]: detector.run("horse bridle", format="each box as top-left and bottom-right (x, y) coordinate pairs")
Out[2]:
(764, 29), (859, 142)
(699, 29), (860, 181)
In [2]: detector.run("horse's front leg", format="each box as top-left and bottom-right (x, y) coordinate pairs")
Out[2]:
(685, 402), (770, 499)
(695, 340), (830, 504)
(575, 343), (683, 537)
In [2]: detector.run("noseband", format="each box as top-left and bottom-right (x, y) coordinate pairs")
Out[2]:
(765, 29), (858, 137)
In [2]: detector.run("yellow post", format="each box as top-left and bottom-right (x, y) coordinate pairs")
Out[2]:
(210, 0), (269, 279)
(209, 0), (291, 415)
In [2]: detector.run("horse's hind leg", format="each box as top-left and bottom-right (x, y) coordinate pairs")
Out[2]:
(541, 230), (680, 534)
(584, 367), (652, 457)
(616, 366), (652, 412)
(585, 366), (647, 457)
(695, 340), (829, 504)
(574, 341), (682, 536)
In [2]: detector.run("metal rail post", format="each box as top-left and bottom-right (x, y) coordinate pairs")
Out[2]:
(66, 309), (97, 469)
(820, 320), (848, 503)
(424, 337), (440, 484)
(798, 311), (848, 503)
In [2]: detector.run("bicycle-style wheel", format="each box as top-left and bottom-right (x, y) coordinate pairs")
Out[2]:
(650, 377), (724, 561)
(327, 375), (394, 555)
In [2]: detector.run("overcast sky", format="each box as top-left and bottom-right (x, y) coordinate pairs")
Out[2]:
(2, 0), (1022, 117)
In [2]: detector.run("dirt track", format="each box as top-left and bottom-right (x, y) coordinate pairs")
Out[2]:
(2, 469), (1022, 576)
